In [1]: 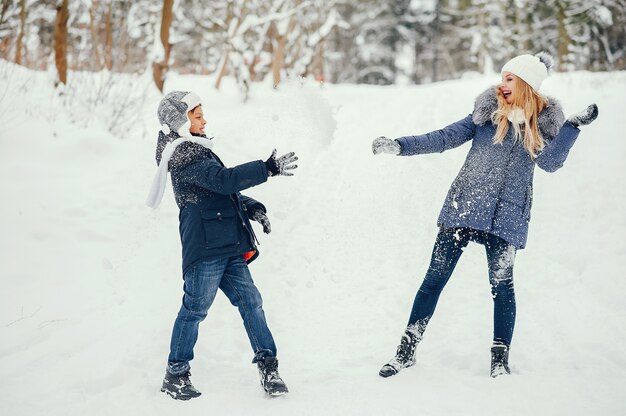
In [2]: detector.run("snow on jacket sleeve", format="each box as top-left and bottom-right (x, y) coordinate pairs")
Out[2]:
(535, 121), (581, 173)
(174, 157), (269, 195)
(396, 114), (476, 156)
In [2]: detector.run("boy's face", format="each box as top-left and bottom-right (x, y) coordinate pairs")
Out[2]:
(188, 106), (206, 135)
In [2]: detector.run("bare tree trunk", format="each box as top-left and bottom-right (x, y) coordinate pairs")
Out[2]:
(120, 15), (131, 71)
(214, 50), (230, 89)
(248, 56), (257, 82)
(0, 1), (14, 61)
(54, 0), (69, 85)
(15, 0), (25, 65)
(476, 5), (486, 73)
(432, 0), (440, 82)
(557, 1), (569, 71)
(152, 0), (173, 92)
(0, 1), (11, 25)
(214, 2), (242, 90)
(104, 1), (113, 70)
(270, 17), (296, 88)
(307, 42), (325, 81)
(271, 34), (287, 88)
(89, 2), (102, 70)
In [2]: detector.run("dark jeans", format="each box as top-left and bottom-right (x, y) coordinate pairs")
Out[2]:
(408, 227), (517, 346)
(167, 256), (277, 375)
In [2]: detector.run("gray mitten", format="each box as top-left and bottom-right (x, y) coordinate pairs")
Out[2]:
(567, 104), (598, 127)
(252, 209), (271, 234)
(372, 136), (400, 155)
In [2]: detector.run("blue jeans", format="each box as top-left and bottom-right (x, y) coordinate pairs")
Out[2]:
(167, 256), (277, 375)
(408, 227), (517, 346)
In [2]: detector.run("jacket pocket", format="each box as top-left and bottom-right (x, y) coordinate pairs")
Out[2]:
(200, 208), (240, 249)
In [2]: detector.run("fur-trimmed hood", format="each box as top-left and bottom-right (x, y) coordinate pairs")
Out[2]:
(471, 87), (565, 139)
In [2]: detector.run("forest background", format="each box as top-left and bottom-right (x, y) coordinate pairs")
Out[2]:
(1, 0), (624, 96)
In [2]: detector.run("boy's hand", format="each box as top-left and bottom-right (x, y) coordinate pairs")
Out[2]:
(265, 149), (299, 176)
(252, 209), (271, 234)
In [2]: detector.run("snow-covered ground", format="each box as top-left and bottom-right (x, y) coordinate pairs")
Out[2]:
(1, 61), (625, 416)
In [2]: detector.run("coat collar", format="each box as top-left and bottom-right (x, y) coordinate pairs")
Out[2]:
(472, 87), (565, 139)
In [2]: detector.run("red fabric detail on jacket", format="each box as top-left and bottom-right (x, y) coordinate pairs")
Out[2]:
(243, 250), (257, 263)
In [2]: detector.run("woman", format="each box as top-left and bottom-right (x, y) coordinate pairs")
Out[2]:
(147, 91), (298, 398)
(372, 53), (598, 378)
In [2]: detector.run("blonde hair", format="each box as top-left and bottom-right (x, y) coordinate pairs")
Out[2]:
(491, 76), (549, 158)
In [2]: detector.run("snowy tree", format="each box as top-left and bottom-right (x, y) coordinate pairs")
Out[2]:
(270, 0), (345, 85)
(326, 1), (399, 85)
(1, 0), (53, 68)
(328, 0), (470, 84)
(206, 0), (341, 92)
(210, 0), (277, 92)
(0, 0), (20, 62)
(563, 0), (626, 70)
(0, 0), (623, 89)
(85, 0), (114, 70)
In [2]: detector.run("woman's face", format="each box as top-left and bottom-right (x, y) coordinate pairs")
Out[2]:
(188, 106), (206, 135)
(499, 72), (517, 104)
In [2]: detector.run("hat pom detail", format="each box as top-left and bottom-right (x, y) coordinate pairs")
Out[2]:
(160, 123), (171, 134)
(535, 51), (554, 71)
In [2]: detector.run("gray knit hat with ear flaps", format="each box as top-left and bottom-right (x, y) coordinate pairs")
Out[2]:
(157, 91), (202, 135)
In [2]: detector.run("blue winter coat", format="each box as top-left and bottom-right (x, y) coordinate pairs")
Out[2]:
(156, 132), (269, 273)
(396, 87), (581, 249)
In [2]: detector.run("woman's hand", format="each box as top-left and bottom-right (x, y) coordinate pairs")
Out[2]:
(567, 104), (598, 127)
(372, 136), (400, 155)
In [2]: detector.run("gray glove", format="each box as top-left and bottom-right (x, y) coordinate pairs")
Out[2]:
(265, 149), (298, 176)
(252, 209), (271, 234)
(372, 136), (400, 155)
(567, 104), (598, 127)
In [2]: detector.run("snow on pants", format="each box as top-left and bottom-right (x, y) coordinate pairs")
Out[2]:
(407, 227), (517, 347)
(167, 256), (277, 376)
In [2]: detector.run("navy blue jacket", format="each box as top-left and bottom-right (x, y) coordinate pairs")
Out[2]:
(156, 132), (269, 273)
(396, 87), (580, 249)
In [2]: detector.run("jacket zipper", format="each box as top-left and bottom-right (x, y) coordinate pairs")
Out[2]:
(210, 149), (260, 248)
(491, 134), (517, 230)
(231, 195), (260, 247)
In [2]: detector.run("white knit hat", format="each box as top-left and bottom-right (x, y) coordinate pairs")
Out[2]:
(501, 52), (554, 91)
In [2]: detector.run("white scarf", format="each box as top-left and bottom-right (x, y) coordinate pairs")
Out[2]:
(507, 107), (526, 125)
(146, 135), (214, 209)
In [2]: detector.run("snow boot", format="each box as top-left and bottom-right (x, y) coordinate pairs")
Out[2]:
(257, 356), (289, 396)
(379, 329), (421, 378)
(490, 345), (511, 377)
(161, 371), (202, 400)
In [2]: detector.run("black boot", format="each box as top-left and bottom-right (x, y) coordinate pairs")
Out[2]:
(379, 329), (421, 378)
(490, 345), (511, 377)
(257, 357), (289, 396)
(161, 371), (202, 400)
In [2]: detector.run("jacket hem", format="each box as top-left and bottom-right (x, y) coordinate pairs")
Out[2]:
(437, 221), (526, 250)
(182, 246), (259, 275)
